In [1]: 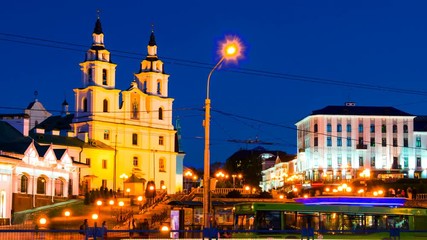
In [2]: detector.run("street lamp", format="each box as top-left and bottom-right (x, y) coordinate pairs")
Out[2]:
(96, 200), (103, 214)
(120, 173), (128, 197)
(64, 210), (71, 229)
(203, 35), (244, 231)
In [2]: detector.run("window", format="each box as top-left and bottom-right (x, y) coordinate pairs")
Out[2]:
(102, 159), (107, 169)
(346, 137), (352, 147)
(314, 137), (318, 147)
(132, 133), (138, 145)
(86, 158), (91, 167)
(370, 137), (375, 147)
(359, 157), (363, 167)
(393, 138), (398, 147)
(370, 124), (375, 133)
(337, 137), (342, 147)
(159, 136), (164, 145)
(337, 124), (342, 132)
(403, 124), (408, 133)
(157, 81), (161, 94)
(55, 179), (64, 196)
(313, 124), (318, 133)
(327, 154), (332, 167)
(159, 158), (166, 172)
(337, 155), (342, 166)
(358, 124), (363, 133)
(382, 138), (387, 147)
(358, 137), (364, 146)
(88, 68), (92, 82)
(404, 157), (408, 168)
(371, 157), (375, 167)
(347, 156), (352, 167)
(403, 138), (408, 147)
(132, 102), (139, 119)
(83, 98), (88, 112)
(158, 107), (163, 120)
(104, 130), (110, 140)
(346, 124), (351, 132)
(327, 136), (332, 147)
(20, 175), (28, 193)
(103, 99), (108, 112)
(37, 177), (46, 194)
(143, 81), (147, 93)
(382, 124), (387, 133)
(416, 136), (421, 148)
(133, 156), (138, 167)
(393, 125), (397, 133)
(327, 123), (332, 132)
(417, 157), (421, 168)
(102, 69), (107, 85)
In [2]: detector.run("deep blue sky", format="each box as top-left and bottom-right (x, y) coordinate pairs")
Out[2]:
(1, 1), (427, 169)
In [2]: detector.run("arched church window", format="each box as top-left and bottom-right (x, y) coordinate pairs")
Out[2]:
(37, 177), (46, 194)
(88, 68), (93, 82)
(20, 175), (28, 193)
(159, 158), (166, 172)
(157, 81), (161, 94)
(158, 107), (163, 120)
(143, 81), (147, 93)
(132, 102), (139, 119)
(102, 69), (108, 85)
(83, 98), (88, 112)
(103, 99), (108, 112)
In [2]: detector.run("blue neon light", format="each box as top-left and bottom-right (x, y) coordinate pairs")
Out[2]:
(294, 197), (407, 207)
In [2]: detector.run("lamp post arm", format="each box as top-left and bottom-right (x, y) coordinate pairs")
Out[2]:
(206, 57), (224, 99)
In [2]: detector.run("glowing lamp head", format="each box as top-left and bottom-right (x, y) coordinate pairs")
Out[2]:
(118, 201), (124, 207)
(161, 225), (170, 232)
(218, 35), (244, 63)
(109, 200), (115, 206)
(137, 196), (143, 202)
(92, 213), (98, 220)
(96, 200), (102, 206)
(64, 211), (71, 217)
(39, 217), (47, 225)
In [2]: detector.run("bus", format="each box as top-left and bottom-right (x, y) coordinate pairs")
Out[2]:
(233, 200), (427, 238)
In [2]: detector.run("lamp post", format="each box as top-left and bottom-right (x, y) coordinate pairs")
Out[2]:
(203, 36), (243, 231)
(119, 173), (128, 197)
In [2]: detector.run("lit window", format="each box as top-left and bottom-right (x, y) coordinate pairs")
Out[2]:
(159, 158), (166, 172)
(327, 124), (332, 132)
(327, 136), (332, 147)
(37, 177), (46, 194)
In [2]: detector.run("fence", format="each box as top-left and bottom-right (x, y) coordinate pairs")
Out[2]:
(1, 227), (427, 239)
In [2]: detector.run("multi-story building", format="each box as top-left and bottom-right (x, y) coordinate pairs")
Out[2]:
(295, 102), (426, 182)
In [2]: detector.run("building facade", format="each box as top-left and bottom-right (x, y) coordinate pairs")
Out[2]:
(69, 18), (183, 194)
(295, 103), (427, 182)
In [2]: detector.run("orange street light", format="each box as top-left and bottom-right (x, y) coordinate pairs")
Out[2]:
(203, 35), (244, 232)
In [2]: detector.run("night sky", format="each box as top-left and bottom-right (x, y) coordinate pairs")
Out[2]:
(1, 1), (427, 169)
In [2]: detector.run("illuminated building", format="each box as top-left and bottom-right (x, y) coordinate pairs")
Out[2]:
(295, 102), (425, 181)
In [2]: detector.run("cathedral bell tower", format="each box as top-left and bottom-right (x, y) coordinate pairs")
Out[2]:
(73, 17), (120, 125)
(134, 30), (169, 97)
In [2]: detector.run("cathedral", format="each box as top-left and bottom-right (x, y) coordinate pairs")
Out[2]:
(0, 16), (185, 224)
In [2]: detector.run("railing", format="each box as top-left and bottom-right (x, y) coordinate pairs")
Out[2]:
(416, 193), (427, 200)
(193, 187), (244, 195)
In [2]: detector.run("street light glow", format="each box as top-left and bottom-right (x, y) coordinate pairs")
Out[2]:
(218, 35), (244, 63)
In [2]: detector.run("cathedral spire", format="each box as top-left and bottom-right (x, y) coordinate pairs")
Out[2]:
(149, 24), (156, 46)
